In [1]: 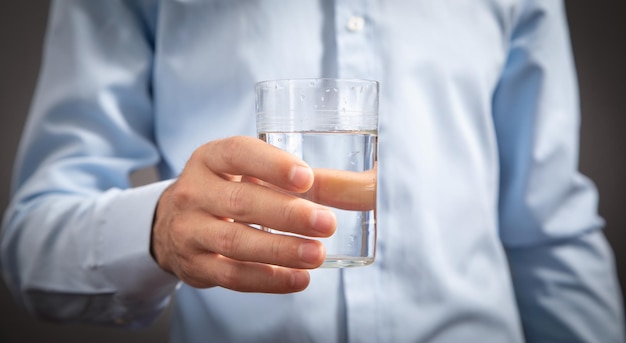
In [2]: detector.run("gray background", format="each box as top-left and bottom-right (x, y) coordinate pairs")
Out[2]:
(0, 2), (624, 342)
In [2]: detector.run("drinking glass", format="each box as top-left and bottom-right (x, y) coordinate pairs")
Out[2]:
(255, 78), (379, 267)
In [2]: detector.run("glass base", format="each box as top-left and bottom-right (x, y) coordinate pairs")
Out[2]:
(321, 256), (374, 268)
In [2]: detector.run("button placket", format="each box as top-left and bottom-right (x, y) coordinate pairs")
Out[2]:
(335, 1), (374, 79)
(346, 15), (365, 32)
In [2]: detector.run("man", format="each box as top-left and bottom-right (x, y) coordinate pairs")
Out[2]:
(2, 0), (624, 342)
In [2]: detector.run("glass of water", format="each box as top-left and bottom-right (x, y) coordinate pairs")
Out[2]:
(255, 78), (379, 267)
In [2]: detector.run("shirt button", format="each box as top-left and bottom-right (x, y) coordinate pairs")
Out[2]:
(346, 16), (365, 32)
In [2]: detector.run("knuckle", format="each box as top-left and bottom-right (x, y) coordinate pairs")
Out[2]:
(216, 262), (241, 288)
(281, 199), (303, 227)
(219, 137), (246, 167)
(226, 183), (249, 218)
(189, 146), (204, 162)
(177, 257), (201, 286)
(167, 210), (195, 246)
(178, 263), (195, 284)
(269, 237), (284, 261)
(179, 255), (217, 289)
(170, 181), (196, 209)
(214, 227), (241, 255)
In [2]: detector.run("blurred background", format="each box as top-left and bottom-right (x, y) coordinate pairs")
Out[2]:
(1, 2), (624, 342)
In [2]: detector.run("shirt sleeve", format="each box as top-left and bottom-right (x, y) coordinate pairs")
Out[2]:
(0, 0), (179, 328)
(492, 0), (625, 341)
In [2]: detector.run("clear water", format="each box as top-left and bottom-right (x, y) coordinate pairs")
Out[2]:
(259, 131), (377, 267)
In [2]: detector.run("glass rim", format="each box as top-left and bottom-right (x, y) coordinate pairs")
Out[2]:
(255, 78), (379, 89)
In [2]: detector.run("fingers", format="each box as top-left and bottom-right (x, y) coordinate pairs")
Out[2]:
(184, 254), (311, 293)
(203, 176), (336, 237)
(190, 218), (326, 269)
(199, 136), (314, 193)
(306, 168), (377, 211)
(152, 136), (374, 294)
(169, 214), (324, 293)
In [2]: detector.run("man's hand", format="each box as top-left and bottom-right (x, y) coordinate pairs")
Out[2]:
(151, 136), (336, 293)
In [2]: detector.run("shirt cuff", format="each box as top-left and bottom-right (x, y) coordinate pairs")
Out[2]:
(97, 179), (180, 305)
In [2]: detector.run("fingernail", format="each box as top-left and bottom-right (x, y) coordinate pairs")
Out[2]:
(298, 241), (324, 264)
(289, 165), (313, 190)
(310, 209), (336, 236)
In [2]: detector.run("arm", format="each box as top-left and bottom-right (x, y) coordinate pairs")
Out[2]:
(0, 0), (177, 327)
(493, 0), (625, 341)
(1, 0), (342, 326)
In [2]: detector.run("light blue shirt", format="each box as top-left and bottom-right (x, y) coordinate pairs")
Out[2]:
(1, 0), (624, 342)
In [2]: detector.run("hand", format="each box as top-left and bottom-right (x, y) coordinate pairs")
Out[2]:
(151, 136), (337, 293)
